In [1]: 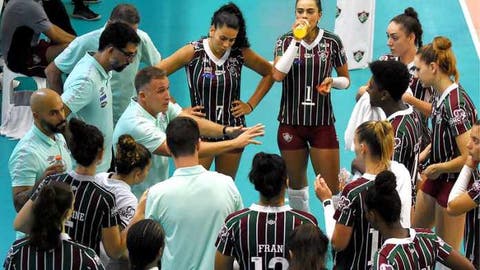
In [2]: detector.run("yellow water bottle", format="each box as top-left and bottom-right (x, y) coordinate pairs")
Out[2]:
(293, 21), (309, 39)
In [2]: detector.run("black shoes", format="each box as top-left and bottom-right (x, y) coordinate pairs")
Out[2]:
(72, 5), (101, 21)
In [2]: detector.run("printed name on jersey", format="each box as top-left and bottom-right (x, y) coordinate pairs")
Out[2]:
(282, 132), (293, 143)
(71, 210), (86, 221)
(258, 244), (284, 253)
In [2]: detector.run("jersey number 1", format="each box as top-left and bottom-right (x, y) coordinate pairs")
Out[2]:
(251, 257), (289, 270)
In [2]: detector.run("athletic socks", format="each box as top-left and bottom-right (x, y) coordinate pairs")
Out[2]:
(287, 186), (310, 212)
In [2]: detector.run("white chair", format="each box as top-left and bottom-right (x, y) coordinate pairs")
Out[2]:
(0, 64), (46, 139)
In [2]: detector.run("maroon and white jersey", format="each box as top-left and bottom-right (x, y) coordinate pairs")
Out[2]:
(4, 234), (104, 270)
(274, 29), (347, 126)
(215, 204), (317, 270)
(185, 38), (245, 127)
(388, 105), (422, 202)
(31, 172), (120, 254)
(465, 169), (480, 268)
(333, 177), (379, 269)
(430, 83), (477, 180)
(379, 53), (434, 149)
(372, 228), (452, 269)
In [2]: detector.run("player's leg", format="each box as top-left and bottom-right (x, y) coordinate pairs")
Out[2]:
(214, 149), (243, 180)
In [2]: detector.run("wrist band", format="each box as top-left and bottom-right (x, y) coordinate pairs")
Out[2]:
(323, 199), (332, 207)
(246, 102), (254, 111)
(274, 40), (299, 74)
(222, 126), (228, 135)
(332, 76), (350, 89)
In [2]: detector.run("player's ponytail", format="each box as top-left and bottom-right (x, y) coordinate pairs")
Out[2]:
(210, 2), (250, 49)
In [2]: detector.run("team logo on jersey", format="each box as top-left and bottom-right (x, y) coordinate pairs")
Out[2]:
(357, 11), (370, 23)
(393, 137), (401, 150)
(379, 264), (394, 270)
(99, 87), (108, 108)
(449, 108), (467, 125)
(319, 51), (327, 62)
(353, 50), (365, 62)
(336, 7), (341, 18)
(282, 132), (293, 143)
(337, 195), (351, 211)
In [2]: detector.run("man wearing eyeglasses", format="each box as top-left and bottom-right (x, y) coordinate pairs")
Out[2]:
(61, 22), (140, 173)
(45, 4), (162, 126)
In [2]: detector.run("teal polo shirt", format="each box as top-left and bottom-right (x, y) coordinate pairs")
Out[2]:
(145, 165), (243, 270)
(113, 98), (182, 197)
(9, 125), (73, 187)
(62, 52), (113, 173)
(54, 28), (161, 124)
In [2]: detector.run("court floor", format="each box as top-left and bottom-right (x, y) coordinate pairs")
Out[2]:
(0, 0), (478, 263)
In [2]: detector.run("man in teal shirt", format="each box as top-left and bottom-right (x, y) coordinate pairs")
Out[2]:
(46, 4), (161, 124)
(113, 66), (265, 197)
(62, 22), (140, 173)
(139, 116), (243, 269)
(9, 88), (72, 212)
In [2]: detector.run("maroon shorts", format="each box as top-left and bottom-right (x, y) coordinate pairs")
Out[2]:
(277, 124), (339, 150)
(201, 136), (244, 154)
(420, 177), (456, 208)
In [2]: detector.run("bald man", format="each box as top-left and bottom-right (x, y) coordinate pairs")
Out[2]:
(9, 88), (73, 212)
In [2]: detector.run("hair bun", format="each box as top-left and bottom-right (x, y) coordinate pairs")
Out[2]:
(374, 170), (397, 193)
(433, 36), (452, 51)
(403, 7), (419, 21)
(118, 134), (136, 152)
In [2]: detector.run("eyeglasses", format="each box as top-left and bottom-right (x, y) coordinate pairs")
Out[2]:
(115, 47), (137, 59)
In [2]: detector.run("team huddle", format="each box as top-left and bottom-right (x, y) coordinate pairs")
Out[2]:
(2, 0), (479, 269)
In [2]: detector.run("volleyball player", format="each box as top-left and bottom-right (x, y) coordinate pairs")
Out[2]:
(413, 36), (478, 251)
(5, 182), (104, 270)
(354, 8), (432, 153)
(366, 171), (474, 269)
(215, 152), (317, 270)
(448, 120), (480, 268)
(157, 2), (274, 179)
(96, 134), (151, 269)
(15, 118), (126, 259)
(272, 0), (350, 211)
(315, 121), (411, 269)
(367, 60), (422, 206)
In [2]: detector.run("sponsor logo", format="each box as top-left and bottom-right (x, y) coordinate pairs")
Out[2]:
(449, 108), (467, 125)
(99, 87), (108, 108)
(353, 50), (365, 62)
(357, 11), (370, 23)
(119, 206), (135, 220)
